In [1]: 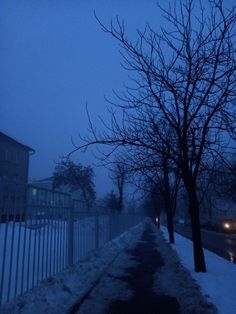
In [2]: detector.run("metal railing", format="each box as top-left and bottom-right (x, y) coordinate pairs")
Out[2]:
(0, 180), (143, 307)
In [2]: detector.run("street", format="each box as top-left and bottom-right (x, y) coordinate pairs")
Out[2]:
(174, 224), (236, 265)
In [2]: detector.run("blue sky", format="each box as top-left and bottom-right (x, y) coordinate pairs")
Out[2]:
(0, 0), (235, 197)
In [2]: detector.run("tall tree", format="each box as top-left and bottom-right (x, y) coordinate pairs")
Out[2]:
(119, 144), (181, 242)
(104, 190), (119, 213)
(72, 0), (236, 272)
(142, 177), (164, 229)
(213, 158), (236, 203)
(109, 161), (127, 212)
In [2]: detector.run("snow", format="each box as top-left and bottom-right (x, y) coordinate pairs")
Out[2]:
(77, 242), (138, 314)
(1, 221), (234, 314)
(0, 215), (110, 306)
(161, 226), (236, 314)
(79, 222), (217, 314)
(0, 221), (145, 314)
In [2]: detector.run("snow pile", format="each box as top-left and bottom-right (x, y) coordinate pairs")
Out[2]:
(161, 226), (236, 314)
(0, 221), (145, 314)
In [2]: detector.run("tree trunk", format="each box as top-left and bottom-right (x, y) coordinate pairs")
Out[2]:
(163, 155), (175, 243)
(157, 212), (161, 229)
(166, 210), (175, 243)
(82, 189), (90, 211)
(183, 174), (206, 272)
(117, 174), (125, 213)
(118, 191), (123, 212)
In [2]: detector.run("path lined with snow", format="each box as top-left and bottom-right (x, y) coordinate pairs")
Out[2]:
(77, 224), (181, 314)
(1, 221), (228, 314)
(74, 223), (216, 314)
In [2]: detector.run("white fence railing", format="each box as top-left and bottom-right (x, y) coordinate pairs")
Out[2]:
(0, 181), (143, 307)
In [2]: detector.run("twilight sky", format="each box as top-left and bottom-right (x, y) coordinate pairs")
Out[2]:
(0, 0), (234, 197)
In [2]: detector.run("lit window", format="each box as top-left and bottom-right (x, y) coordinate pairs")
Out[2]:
(32, 188), (37, 196)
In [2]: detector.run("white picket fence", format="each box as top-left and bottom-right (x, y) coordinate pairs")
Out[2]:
(0, 182), (143, 307)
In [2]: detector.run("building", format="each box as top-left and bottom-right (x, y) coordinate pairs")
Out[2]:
(0, 132), (35, 220)
(30, 177), (88, 212)
(31, 177), (84, 200)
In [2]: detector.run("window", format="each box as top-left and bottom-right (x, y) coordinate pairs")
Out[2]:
(4, 149), (9, 161)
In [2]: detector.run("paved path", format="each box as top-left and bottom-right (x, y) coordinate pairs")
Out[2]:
(108, 226), (181, 314)
(74, 224), (181, 314)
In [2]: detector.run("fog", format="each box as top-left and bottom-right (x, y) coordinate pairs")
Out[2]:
(1, 0), (234, 197)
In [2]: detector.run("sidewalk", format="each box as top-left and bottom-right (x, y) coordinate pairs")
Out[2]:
(0, 221), (219, 314)
(71, 223), (217, 314)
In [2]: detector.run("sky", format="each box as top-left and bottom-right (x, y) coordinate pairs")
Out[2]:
(0, 0), (160, 197)
(0, 0), (235, 197)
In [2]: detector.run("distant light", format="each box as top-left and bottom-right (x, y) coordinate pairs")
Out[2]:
(228, 251), (234, 263)
(156, 217), (159, 224)
(224, 223), (230, 229)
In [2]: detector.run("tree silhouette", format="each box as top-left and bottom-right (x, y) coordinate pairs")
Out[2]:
(53, 159), (95, 210)
(71, 0), (236, 272)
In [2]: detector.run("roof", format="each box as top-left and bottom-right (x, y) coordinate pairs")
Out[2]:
(35, 176), (53, 183)
(0, 131), (35, 153)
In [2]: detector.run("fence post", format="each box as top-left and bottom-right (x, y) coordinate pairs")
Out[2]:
(95, 210), (99, 250)
(67, 201), (74, 267)
(109, 213), (113, 241)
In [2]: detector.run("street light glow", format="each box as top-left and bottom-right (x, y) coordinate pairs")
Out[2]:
(224, 223), (230, 229)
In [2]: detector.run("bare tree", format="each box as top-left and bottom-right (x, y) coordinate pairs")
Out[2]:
(118, 144), (181, 243)
(71, 0), (236, 272)
(161, 152), (181, 243)
(109, 161), (127, 212)
(142, 178), (164, 229)
(213, 158), (236, 202)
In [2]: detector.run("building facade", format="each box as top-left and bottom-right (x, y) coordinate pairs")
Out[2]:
(0, 132), (34, 220)
(30, 177), (86, 209)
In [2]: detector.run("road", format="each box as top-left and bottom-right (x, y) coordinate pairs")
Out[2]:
(175, 224), (236, 264)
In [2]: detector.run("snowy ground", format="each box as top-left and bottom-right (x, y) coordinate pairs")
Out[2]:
(0, 222), (145, 314)
(76, 238), (139, 314)
(0, 216), (110, 306)
(161, 226), (236, 314)
(78, 223), (217, 314)
(1, 221), (232, 314)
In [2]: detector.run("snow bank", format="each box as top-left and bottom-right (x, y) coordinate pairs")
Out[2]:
(161, 226), (236, 314)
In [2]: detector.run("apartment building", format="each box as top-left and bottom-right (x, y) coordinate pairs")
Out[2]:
(0, 132), (34, 220)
